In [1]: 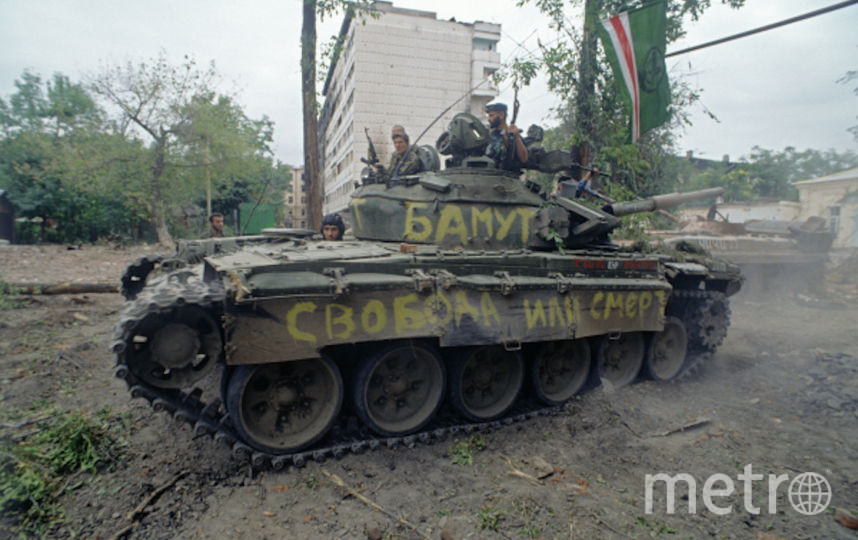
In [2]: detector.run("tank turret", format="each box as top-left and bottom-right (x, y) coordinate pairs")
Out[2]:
(350, 113), (724, 250)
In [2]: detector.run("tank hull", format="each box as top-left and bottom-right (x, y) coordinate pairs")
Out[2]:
(114, 237), (740, 467)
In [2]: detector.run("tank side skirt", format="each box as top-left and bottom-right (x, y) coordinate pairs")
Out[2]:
(224, 276), (671, 365)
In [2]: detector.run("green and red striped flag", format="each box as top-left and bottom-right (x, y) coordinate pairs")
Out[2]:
(597, 0), (671, 142)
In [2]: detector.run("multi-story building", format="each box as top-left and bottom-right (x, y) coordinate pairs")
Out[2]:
(285, 166), (308, 228)
(319, 1), (501, 216)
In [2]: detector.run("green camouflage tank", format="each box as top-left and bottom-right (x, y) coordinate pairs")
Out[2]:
(113, 112), (741, 468)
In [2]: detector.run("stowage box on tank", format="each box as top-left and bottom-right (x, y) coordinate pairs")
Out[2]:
(113, 112), (741, 468)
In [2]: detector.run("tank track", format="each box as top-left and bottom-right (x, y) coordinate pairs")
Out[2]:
(112, 281), (730, 470)
(669, 289), (730, 379)
(120, 253), (164, 300)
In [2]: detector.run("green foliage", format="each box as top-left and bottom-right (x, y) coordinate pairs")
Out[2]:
(663, 146), (858, 202)
(449, 435), (489, 466)
(477, 507), (503, 531)
(511, 0), (745, 198)
(635, 515), (678, 537)
(0, 57), (288, 245)
(303, 474), (319, 490)
(35, 409), (120, 475)
(0, 407), (126, 535)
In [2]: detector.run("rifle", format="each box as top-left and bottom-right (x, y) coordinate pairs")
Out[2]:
(503, 87), (522, 170)
(360, 127), (379, 166)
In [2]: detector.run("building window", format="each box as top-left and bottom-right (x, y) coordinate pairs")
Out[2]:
(473, 38), (495, 51)
(828, 206), (840, 233)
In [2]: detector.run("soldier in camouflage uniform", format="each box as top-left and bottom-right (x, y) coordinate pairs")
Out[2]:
(387, 132), (421, 176)
(485, 102), (528, 173)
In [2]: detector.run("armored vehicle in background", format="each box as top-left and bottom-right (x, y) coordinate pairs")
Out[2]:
(655, 213), (833, 295)
(113, 113), (741, 468)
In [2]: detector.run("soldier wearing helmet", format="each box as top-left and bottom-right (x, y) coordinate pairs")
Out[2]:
(321, 213), (345, 241)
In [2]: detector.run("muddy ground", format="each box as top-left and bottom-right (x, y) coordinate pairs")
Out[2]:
(1, 244), (857, 539)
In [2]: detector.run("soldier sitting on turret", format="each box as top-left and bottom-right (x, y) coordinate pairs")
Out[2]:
(387, 132), (421, 177)
(485, 102), (528, 173)
(370, 129), (421, 179)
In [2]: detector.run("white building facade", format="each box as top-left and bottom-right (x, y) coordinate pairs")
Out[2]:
(285, 166), (308, 228)
(319, 1), (501, 216)
(794, 167), (858, 249)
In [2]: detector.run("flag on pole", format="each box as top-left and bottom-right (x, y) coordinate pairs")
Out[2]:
(597, 1), (671, 142)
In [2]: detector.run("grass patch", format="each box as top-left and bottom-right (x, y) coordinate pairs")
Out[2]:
(477, 507), (502, 531)
(449, 434), (489, 466)
(635, 516), (678, 537)
(0, 407), (128, 535)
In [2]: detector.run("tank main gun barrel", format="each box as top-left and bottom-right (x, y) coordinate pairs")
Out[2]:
(604, 187), (724, 217)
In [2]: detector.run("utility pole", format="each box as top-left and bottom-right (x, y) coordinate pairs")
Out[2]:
(205, 142), (212, 218)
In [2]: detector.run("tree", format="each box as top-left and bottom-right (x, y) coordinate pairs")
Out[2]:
(0, 72), (139, 243)
(517, 0), (744, 196)
(89, 52), (278, 244)
(301, 1), (375, 230)
(302, 0), (322, 231)
(175, 92), (276, 217)
(89, 53), (222, 244)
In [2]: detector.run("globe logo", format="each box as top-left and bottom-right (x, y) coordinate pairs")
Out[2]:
(788, 472), (832, 515)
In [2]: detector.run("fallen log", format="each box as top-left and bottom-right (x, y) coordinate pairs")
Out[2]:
(9, 282), (118, 295)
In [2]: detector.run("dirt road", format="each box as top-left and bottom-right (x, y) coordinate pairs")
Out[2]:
(1, 245), (857, 539)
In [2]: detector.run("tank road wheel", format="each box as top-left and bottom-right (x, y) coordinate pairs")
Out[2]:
(125, 306), (221, 389)
(644, 317), (688, 381)
(449, 346), (524, 421)
(596, 332), (645, 388)
(353, 342), (445, 437)
(227, 357), (343, 454)
(532, 340), (590, 405)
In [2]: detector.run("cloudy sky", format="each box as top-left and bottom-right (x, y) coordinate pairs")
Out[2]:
(1, 0), (855, 166)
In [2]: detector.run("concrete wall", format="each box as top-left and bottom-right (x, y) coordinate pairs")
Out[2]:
(796, 175), (858, 248)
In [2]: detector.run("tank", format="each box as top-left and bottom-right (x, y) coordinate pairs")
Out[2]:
(113, 112), (742, 468)
(653, 212), (834, 295)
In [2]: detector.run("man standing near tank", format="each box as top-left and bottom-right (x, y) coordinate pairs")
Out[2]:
(205, 212), (227, 238)
(485, 102), (528, 173)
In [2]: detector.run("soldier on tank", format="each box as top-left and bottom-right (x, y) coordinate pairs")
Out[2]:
(321, 213), (345, 241)
(485, 102), (528, 173)
(387, 132), (421, 176)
